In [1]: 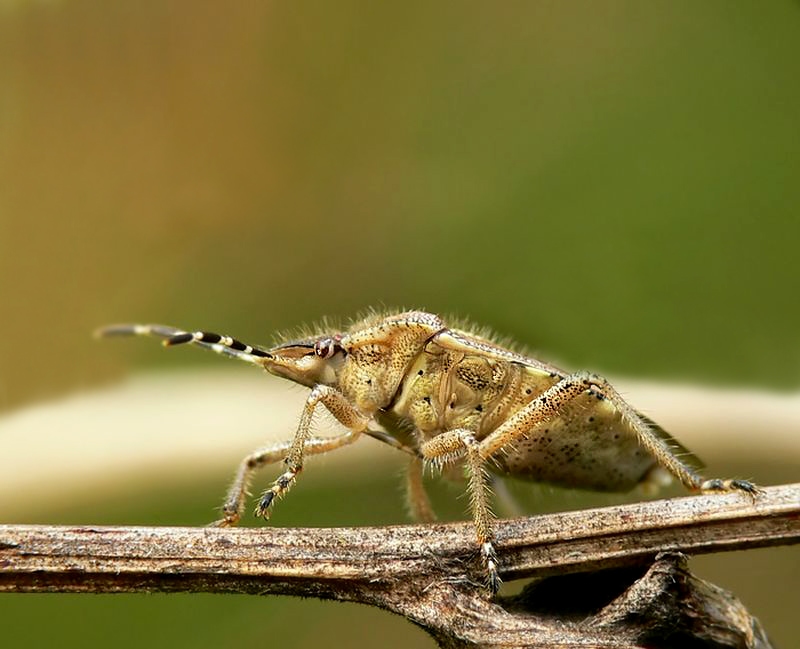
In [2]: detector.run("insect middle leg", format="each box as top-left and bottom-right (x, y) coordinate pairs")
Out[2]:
(254, 384), (370, 519)
(421, 429), (499, 592)
(213, 431), (360, 527)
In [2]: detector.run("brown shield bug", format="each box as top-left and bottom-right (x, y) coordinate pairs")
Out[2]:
(98, 310), (758, 592)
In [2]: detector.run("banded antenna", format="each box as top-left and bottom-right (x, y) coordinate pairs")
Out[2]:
(96, 324), (272, 364)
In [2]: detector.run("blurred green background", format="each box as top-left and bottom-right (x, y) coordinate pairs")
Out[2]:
(1, 1), (798, 647)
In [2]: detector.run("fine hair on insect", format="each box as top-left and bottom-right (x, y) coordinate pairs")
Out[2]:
(98, 310), (759, 593)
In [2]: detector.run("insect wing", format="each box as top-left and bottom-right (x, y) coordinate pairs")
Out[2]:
(436, 328), (565, 378)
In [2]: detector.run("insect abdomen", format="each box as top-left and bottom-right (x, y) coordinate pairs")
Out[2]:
(492, 392), (657, 491)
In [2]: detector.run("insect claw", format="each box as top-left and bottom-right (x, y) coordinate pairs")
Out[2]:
(700, 478), (762, 501)
(481, 542), (501, 595)
(487, 571), (502, 596)
(700, 478), (724, 491)
(732, 479), (760, 492)
(254, 493), (274, 518)
(731, 479), (763, 500)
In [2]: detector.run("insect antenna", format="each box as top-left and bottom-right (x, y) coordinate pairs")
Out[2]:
(96, 324), (272, 365)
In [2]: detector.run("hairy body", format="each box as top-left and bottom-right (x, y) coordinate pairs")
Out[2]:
(100, 310), (757, 592)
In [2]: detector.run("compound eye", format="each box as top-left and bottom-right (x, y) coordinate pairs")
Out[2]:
(314, 337), (336, 359)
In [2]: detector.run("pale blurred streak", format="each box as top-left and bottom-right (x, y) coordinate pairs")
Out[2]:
(0, 372), (798, 519)
(627, 381), (800, 460)
(0, 370), (391, 519)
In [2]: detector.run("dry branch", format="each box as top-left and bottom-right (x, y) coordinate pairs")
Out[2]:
(1, 483), (798, 648)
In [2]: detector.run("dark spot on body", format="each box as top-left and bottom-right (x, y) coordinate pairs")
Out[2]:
(418, 370), (424, 375)
(475, 404), (483, 412)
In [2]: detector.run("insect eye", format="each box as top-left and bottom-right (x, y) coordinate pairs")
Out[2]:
(314, 337), (336, 359)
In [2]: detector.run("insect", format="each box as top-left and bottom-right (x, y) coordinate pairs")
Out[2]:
(98, 310), (758, 592)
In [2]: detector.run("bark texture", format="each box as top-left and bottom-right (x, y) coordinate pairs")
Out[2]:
(1, 483), (797, 648)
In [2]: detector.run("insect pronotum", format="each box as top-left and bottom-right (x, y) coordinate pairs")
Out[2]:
(98, 310), (758, 592)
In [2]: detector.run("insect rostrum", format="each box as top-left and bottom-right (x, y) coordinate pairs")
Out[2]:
(98, 310), (758, 593)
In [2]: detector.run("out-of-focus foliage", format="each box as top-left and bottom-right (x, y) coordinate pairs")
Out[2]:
(1, 1), (799, 410)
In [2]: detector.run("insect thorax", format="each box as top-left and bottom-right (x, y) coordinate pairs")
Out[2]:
(337, 317), (444, 415)
(390, 340), (552, 439)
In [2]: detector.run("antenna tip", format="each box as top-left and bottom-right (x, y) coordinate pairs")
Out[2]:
(94, 324), (140, 339)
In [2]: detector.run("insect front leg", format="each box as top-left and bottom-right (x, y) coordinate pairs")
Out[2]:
(212, 432), (361, 527)
(478, 371), (759, 496)
(254, 385), (370, 519)
(421, 429), (499, 593)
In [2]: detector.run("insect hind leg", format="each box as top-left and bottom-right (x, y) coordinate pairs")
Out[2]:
(478, 370), (759, 497)
(574, 373), (760, 496)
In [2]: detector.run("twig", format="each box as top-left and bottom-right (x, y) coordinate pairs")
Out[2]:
(1, 483), (797, 648)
